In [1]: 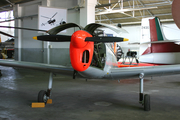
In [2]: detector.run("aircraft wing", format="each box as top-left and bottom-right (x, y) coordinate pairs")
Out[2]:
(108, 65), (180, 79)
(0, 60), (74, 76)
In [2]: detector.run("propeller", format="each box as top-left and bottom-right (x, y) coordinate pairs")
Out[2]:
(85, 36), (128, 42)
(0, 23), (83, 38)
(47, 23), (84, 35)
(0, 22), (129, 72)
(33, 35), (71, 42)
(0, 31), (14, 37)
(0, 26), (47, 32)
(32, 23), (129, 72)
(33, 35), (128, 43)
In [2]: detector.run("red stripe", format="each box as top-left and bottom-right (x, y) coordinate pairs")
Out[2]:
(152, 43), (180, 53)
(142, 47), (151, 55)
(149, 18), (158, 42)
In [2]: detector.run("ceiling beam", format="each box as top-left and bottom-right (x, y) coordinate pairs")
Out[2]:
(117, 18), (174, 25)
(95, 13), (172, 22)
(137, 0), (153, 17)
(95, 6), (157, 15)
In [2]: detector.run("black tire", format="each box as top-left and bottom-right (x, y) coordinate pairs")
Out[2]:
(38, 90), (47, 103)
(144, 94), (150, 111)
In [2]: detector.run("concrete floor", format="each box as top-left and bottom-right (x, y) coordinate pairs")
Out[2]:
(0, 66), (180, 120)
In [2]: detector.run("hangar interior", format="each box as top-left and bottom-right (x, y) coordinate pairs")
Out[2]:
(0, 0), (180, 120)
(0, 0), (179, 63)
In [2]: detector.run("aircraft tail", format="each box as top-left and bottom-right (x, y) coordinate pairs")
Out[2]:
(139, 17), (180, 64)
(141, 17), (166, 43)
(140, 17), (167, 55)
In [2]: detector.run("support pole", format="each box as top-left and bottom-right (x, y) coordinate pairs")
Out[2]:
(47, 72), (53, 97)
(16, 4), (22, 61)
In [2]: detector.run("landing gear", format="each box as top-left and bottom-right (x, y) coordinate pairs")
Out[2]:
(144, 94), (150, 111)
(139, 73), (151, 111)
(37, 72), (53, 103)
(38, 90), (48, 103)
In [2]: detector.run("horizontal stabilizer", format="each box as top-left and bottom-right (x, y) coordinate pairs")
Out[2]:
(33, 35), (71, 42)
(85, 37), (128, 42)
(128, 42), (140, 45)
(141, 40), (180, 44)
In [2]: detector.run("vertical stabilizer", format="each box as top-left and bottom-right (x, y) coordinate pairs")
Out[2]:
(149, 17), (166, 41)
(140, 17), (166, 44)
(140, 17), (166, 56)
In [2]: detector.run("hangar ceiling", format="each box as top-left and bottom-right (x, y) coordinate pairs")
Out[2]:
(95, 0), (173, 25)
(0, 0), (36, 12)
(0, 0), (174, 25)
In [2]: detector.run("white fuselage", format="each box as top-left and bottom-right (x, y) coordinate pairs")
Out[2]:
(139, 52), (180, 64)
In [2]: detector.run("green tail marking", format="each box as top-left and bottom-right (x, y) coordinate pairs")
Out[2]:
(155, 17), (164, 41)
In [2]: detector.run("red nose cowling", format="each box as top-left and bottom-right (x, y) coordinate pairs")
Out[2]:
(70, 30), (94, 72)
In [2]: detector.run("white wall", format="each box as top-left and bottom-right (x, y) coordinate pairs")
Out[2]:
(13, 0), (81, 63)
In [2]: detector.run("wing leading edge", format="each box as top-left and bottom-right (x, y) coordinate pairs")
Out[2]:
(108, 65), (180, 79)
(1, 60), (180, 80)
(0, 60), (74, 76)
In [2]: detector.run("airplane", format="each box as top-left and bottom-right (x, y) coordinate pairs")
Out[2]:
(1, 22), (180, 111)
(127, 17), (180, 65)
(41, 12), (58, 26)
(0, 38), (14, 59)
(0, 33), (14, 59)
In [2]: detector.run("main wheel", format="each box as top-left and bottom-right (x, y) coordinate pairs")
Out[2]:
(38, 90), (48, 103)
(144, 94), (150, 111)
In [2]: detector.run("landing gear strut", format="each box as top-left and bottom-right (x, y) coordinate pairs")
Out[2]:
(139, 73), (150, 111)
(38, 72), (53, 103)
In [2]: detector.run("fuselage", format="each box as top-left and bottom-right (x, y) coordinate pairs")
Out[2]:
(139, 52), (180, 65)
(79, 43), (118, 79)
(139, 42), (180, 64)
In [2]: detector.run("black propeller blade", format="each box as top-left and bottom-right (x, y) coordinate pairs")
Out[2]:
(85, 37), (128, 42)
(0, 31), (14, 37)
(33, 35), (128, 43)
(0, 26), (47, 32)
(48, 23), (84, 35)
(32, 22), (129, 43)
(0, 23), (84, 35)
(33, 35), (71, 42)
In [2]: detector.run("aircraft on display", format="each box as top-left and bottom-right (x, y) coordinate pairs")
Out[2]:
(0, 38), (14, 59)
(1, 20), (180, 111)
(41, 12), (57, 26)
(139, 17), (180, 64)
(41, 12), (66, 27)
(0, 32), (14, 59)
